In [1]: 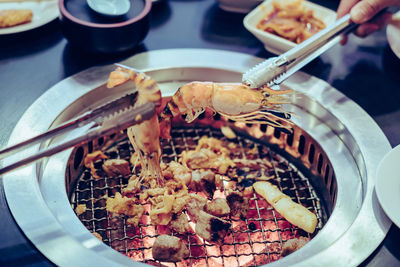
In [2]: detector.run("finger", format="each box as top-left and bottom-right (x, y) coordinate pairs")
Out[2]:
(355, 11), (393, 36)
(350, 0), (396, 23)
(340, 35), (349, 45)
(337, 0), (360, 18)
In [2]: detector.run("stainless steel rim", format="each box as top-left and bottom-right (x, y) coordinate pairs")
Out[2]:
(3, 49), (391, 267)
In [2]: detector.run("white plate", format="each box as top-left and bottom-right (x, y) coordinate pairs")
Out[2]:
(387, 11), (400, 59)
(0, 0), (59, 35)
(375, 144), (400, 228)
(243, 0), (337, 55)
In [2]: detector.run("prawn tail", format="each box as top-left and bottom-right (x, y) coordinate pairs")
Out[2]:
(107, 65), (162, 107)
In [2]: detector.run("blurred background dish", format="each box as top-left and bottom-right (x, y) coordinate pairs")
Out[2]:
(59, 0), (151, 54)
(0, 0), (58, 35)
(217, 0), (263, 13)
(387, 11), (400, 59)
(86, 0), (131, 17)
(243, 0), (336, 54)
(375, 144), (400, 228)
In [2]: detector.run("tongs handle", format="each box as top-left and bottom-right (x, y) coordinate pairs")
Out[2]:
(243, 14), (357, 88)
(0, 92), (138, 160)
(0, 101), (155, 176)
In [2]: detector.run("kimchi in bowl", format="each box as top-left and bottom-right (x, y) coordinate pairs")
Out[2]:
(244, 0), (336, 55)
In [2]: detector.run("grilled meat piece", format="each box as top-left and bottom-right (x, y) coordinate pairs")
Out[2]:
(102, 159), (131, 177)
(190, 169), (216, 198)
(106, 193), (144, 226)
(84, 150), (109, 179)
(186, 199), (231, 243)
(204, 198), (230, 217)
(226, 191), (249, 219)
(196, 210), (231, 242)
(168, 212), (190, 234)
(75, 204), (86, 216)
(181, 148), (234, 174)
(152, 235), (189, 262)
(163, 161), (192, 186)
(281, 237), (310, 256)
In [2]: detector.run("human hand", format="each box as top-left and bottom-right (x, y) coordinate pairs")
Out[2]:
(337, 0), (399, 41)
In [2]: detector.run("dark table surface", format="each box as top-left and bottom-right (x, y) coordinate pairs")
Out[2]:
(0, 0), (399, 266)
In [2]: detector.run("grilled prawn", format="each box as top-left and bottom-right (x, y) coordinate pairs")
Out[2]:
(107, 66), (163, 180)
(159, 82), (292, 140)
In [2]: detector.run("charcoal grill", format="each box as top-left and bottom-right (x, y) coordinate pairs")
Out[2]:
(2, 49), (391, 267)
(67, 122), (329, 266)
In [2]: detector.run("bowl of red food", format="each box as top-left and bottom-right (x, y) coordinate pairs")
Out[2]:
(59, 0), (151, 54)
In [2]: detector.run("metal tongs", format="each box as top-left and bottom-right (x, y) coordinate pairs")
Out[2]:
(242, 14), (357, 88)
(0, 91), (156, 176)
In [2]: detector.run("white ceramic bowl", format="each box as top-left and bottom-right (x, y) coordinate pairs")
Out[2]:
(217, 0), (263, 13)
(243, 0), (337, 54)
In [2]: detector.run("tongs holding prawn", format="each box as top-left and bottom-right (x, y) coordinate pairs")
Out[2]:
(0, 92), (156, 176)
(242, 14), (357, 88)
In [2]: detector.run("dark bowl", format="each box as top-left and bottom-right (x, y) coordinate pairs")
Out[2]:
(59, 0), (151, 54)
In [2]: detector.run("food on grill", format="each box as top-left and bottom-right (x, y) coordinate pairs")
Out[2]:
(148, 190), (175, 225)
(281, 236), (310, 256)
(221, 126), (237, 139)
(106, 192), (144, 226)
(75, 204), (86, 215)
(190, 169), (216, 198)
(159, 82), (292, 141)
(102, 159), (130, 177)
(107, 66), (292, 186)
(256, 0), (326, 44)
(253, 181), (317, 233)
(204, 198), (231, 217)
(92, 232), (103, 241)
(107, 67), (163, 180)
(84, 150), (109, 179)
(186, 199), (231, 243)
(0, 9), (33, 28)
(75, 127), (324, 264)
(181, 136), (235, 174)
(152, 235), (189, 262)
(162, 161), (192, 186)
(226, 191), (250, 219)
(168, 212), (190, 234)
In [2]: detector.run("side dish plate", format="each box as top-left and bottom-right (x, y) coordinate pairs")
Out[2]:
(0, 0), (58, 35)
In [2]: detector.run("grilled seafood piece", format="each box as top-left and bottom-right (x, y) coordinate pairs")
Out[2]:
(152, 235), (189, 262)
(160, 82), (292, 140)
(204, 198), (231, 217)
(186, 198), (231, 243)
(253, 181), (317, 233)
(84, 150), (109, 179)
(107, 66), (162, 181)
(168, 212), (190, 234)
(106, 192), (144, 226)
(162, 161), (192, 186)
(226, 191), (250, 219)
(102, 159), (131, 177)
(190, 170), (216, 198)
